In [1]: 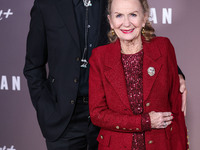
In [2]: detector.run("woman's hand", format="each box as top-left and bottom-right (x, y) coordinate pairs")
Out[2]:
(149, 111), (173, 129)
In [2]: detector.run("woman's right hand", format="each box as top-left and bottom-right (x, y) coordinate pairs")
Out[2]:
(149, 111), (173, 129)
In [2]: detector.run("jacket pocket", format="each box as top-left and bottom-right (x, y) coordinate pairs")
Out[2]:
(97, 129), (111, 147)
(165, 122), (178, 140)
(36, 76), (58, 123)
(47, 75), (57, 102)
(165, 125), (171, 139)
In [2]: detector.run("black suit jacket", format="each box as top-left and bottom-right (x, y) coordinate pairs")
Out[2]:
(24, 0), (109, 141)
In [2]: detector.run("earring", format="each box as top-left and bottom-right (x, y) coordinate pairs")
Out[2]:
(142, 27), (145, 35)
(111, 29), (115, 36)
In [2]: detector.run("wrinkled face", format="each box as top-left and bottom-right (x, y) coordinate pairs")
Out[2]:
(108, 0), (147, 42)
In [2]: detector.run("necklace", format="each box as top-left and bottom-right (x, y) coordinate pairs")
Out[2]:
(80, 0), (92, 68)
(83, 0), (92, 7)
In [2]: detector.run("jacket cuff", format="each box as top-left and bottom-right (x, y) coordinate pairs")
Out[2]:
(141, 113), (151, 131)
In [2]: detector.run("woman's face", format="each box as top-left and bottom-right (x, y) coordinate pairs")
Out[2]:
(108, 0), (147, 42)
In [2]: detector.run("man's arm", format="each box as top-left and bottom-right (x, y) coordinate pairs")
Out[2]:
(23, 0), (47, 109)
(178, 66), (187, 116)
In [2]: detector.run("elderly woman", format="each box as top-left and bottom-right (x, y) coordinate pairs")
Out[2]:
(89, 0), (188, 149)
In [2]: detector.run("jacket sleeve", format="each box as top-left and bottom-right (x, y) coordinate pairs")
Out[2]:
(166, 38), (188, 150)
(178, 66), (185, 79)
(23, 0), (48, 109)
(89, 48), (151, 133)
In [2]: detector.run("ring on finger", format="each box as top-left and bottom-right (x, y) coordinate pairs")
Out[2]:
(163, 121), (167, 127)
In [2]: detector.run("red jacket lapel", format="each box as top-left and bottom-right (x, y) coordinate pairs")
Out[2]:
(104, 40), (131, 110)
(142, 39), (162, 101)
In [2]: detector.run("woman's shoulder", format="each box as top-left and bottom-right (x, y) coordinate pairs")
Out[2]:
(149, 36), (173, 50)
(150, 36), (171, 44)
(150, 36), (175, 56)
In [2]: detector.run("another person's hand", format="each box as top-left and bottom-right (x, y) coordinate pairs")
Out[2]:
(179, 74), (187, 116)
(149, 111), (173, 129)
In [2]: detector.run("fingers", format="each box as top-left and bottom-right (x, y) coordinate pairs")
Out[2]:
(184, 106), (186, 116)
(181, 89), (187, 116)
(163, 115), (173, 122)
(162, 112), (172, 117)
(161, 113), (173, 128)
(149, 111), (173, 129)
(161, 121), (172, 129)
(179, 74), (186, 93)
(179, 82), (186, 93)
(179, 74), (187, 116)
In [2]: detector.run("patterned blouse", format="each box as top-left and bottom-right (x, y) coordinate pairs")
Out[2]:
(121, 50), (151, 150)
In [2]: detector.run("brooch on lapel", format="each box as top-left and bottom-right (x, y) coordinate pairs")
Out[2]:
(147, 67), (155, 76)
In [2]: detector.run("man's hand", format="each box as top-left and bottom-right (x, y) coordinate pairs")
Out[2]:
(179, 74), (187, 116)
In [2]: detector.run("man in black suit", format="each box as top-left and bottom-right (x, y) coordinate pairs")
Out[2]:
(24, 0), (187, 149)
(24, 0), (108, 149)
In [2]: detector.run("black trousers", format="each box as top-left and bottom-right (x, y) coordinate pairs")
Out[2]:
(46, 98), (99, 150)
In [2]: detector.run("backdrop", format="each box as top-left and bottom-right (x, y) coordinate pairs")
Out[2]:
(0, 0), (199, 149)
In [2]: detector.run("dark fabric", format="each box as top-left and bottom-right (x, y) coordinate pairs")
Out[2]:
(178, 66), (185, 79)
(46, 102), (99, 150)
(24, 0), (109, 141)
(73, 0), (100, 96)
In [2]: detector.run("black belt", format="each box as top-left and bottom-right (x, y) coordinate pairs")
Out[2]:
(76, 96), (88, 104)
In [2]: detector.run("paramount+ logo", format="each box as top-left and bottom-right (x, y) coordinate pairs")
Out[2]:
(0, 145), (16, 150)
(0, 9), (13, 21)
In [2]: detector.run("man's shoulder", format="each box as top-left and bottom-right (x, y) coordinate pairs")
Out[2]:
(35, 0), (53, 6)
(35, 0), (49, 3)
(93, 43), (113, 55)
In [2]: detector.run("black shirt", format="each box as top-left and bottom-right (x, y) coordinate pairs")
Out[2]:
(73, 0), (100, 96)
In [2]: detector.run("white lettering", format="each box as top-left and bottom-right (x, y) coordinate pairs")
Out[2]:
(0, 75), (21, 91)
(149, 8), (173, 24)
(0, 10), (3, 20)
(0, 146), (6, 150)
(162, 8), (172, 24)
(3, 9), (13, 18)
(1, 76), (8, 90)
(0, 146), (16, 150)
(12, 76), (20, 91)
(149, 8), (157, 24)
(0, 9), (14, 21)
(7, 145), (16, 150)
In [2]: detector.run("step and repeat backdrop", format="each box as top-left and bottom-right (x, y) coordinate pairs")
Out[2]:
(0, 0), (199, 149)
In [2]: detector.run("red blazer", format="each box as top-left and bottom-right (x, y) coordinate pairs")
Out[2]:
(89, 37), (188, 150)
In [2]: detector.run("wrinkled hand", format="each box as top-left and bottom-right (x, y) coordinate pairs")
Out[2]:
(179, 75), (187, 116)
(149, 111), (173, 129)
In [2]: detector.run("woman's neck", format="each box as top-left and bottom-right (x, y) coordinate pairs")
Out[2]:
(120, 38), (143, 54)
